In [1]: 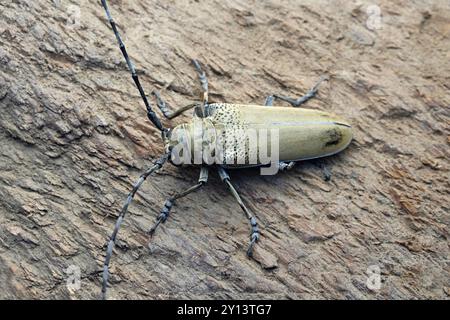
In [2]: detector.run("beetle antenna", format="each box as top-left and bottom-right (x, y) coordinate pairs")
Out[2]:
(101, 153), (169, 300)
(100, 0), (165, 132)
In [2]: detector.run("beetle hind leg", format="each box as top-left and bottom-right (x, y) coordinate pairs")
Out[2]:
(279, 161), (295, 171)
(316, 161), (332, 181)
(271, 76), (328, 107)
(218, 167), (260, 257)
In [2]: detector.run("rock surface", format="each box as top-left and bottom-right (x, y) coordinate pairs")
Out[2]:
(0, 0), (449, 299)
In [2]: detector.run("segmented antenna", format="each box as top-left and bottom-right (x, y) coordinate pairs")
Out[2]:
(101, 153), (169, 300)
(100, 0), (164, 132)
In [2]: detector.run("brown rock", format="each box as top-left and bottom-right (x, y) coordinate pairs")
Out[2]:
(0, 1), (448, 300)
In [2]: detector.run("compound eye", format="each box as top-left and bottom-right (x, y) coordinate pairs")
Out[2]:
(194, 104), (213, 117)
(194, 105), (204, 117)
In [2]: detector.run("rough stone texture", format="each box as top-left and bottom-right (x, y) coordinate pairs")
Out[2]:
(0, 0), (449, 300)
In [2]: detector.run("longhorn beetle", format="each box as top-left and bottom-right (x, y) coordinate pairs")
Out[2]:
(99, 0), (353, 299)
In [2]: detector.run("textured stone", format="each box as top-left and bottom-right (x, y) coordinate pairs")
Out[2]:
(0, 0), (448, 300)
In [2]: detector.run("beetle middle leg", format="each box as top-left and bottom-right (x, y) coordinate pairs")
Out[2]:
(267, 76), (328, 107)
(218, 167), (260, 257)
(148, 167), (209, 236)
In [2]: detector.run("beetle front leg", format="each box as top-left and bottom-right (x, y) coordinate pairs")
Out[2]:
(271, 76), (328, 107)
(192, 59), (208, 117)
(148, 167), (208, 236)
(218, 167), (260, 257)
(264, 95), (274, 106)
(152, 91), (199, 120)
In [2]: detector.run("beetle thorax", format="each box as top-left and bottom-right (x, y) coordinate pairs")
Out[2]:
(167, 118), (217, 166)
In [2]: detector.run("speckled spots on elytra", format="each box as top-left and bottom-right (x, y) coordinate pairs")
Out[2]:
(207, 103), (251, 165)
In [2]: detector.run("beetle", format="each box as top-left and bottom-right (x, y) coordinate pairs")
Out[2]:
(99, 0), (352, 299)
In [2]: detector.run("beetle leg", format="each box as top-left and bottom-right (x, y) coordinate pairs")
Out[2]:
(148, 167), (208, 236)
(152, 90), (199, 120)
(279, 161), (295, 171)
(218, 167), (260, 257)
(316, 161), (332, 181)
(264, 95), (274, 106)
(272, 76), (328, 107)
(192, 59), (208, 117)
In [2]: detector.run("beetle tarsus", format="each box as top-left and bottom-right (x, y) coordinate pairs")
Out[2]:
(149, 199), (173, 236)
(279, 161), (295, 171)
(148, 219), (162, 237)
(152, 90), (172, 119)
(247, 237), (258, 258)
(247, 217), (260, 257)
(272, 76), (328, 107)
(321, 163), (332, 181)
